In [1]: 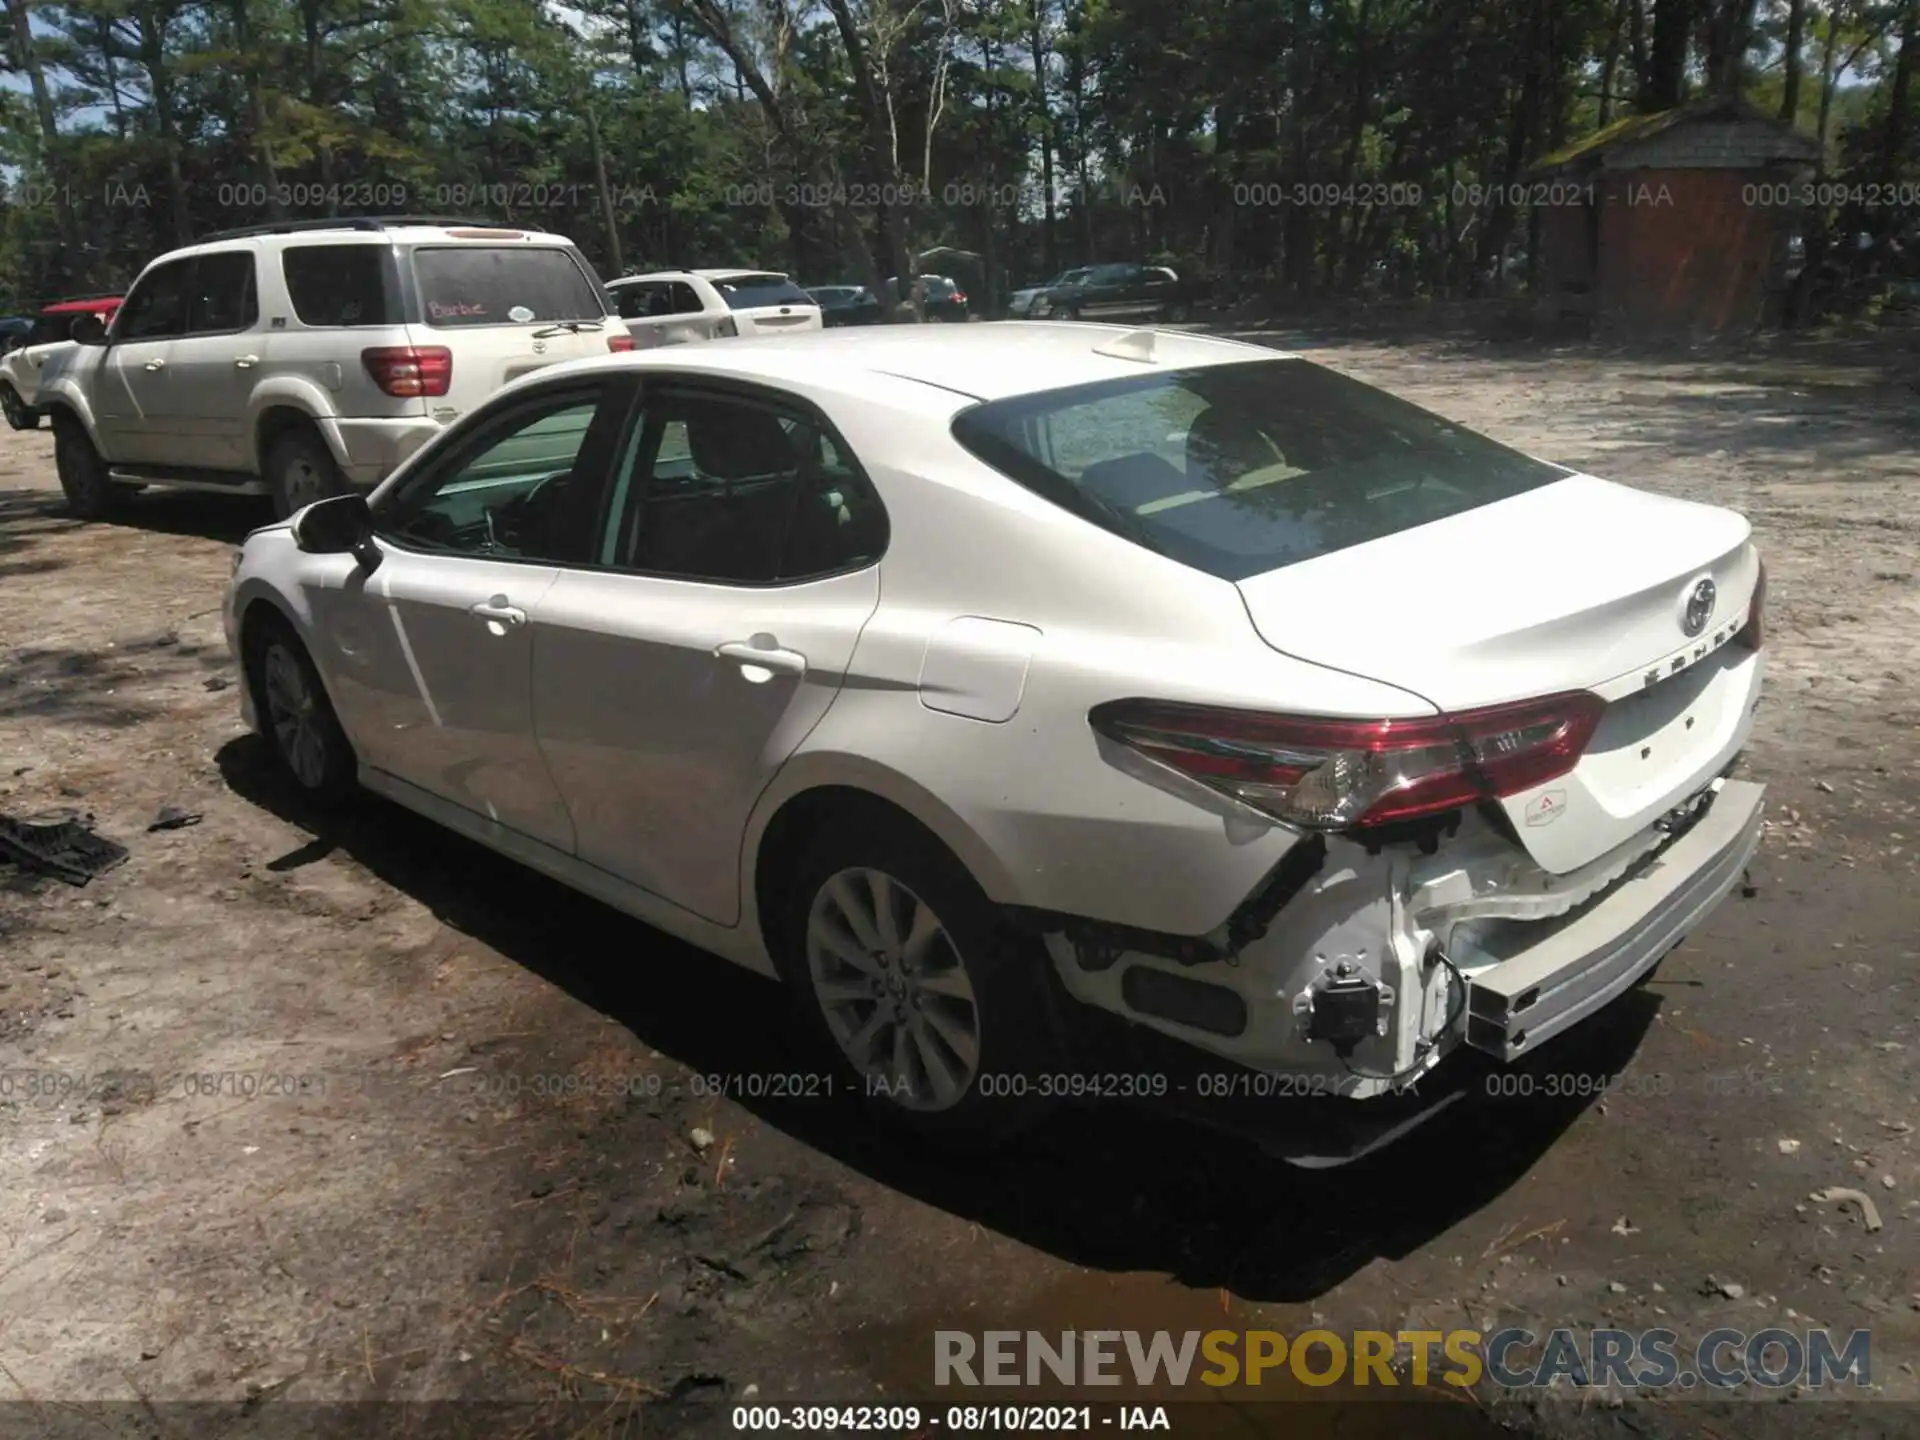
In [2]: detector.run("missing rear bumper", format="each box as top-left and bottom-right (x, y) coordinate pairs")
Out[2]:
(1462, 778), (1765, 1061)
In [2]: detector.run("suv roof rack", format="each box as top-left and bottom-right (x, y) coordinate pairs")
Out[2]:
(195, 215), (545, 244)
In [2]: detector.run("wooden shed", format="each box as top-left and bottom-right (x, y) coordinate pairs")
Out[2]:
(1528, 98), (1823, 337)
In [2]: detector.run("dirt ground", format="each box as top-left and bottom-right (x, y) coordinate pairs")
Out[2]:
(2, 325), (1919, 1440)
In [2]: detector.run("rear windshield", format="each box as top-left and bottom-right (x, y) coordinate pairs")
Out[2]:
(950, 358), (1567, 582)
(413, 246), (605, 327)
(713, 274), (815, 310)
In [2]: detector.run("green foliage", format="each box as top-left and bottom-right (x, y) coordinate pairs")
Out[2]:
(0, 0), (1912, 312)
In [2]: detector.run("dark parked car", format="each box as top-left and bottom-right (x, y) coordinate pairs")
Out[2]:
(886, 274), (969, 322)
(807, 284), (885, 326)
(1014, 262), (1202, 322)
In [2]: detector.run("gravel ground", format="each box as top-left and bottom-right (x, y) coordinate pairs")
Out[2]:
(1, 323), (1917, 1440)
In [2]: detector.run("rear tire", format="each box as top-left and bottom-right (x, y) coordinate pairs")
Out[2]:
(1, 385), (39, 431)
(52, 414), (127, 519)
(243, 617), (359, 809)
(772, 814), (1060, 1142)
(265, 428), (347, 521)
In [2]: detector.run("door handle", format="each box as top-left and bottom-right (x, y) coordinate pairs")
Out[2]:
(470, 596), (527, 626)
(234, 355), (259, 369)
(144, 358), (167, 371)
(716, 640), (807, 678)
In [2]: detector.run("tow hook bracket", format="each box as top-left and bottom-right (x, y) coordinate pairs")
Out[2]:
(1297, 963), (1393, 1058)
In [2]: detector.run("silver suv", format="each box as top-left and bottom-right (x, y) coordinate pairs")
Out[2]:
(44, 217), (630, 519)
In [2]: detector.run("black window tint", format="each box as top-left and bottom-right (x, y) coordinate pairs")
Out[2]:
(27, 317), (65, 346)
(375, 385), (617, 563)
(712, 275), (813, 310)
(600, 391), (884, 584)
(283, 245), (396, 326)
(951, 358), (1566, 582)
(116, 261), (193, 340)
(186, 251), (258, 333)
(670, 282), (704, 314)
(611, 284), (650, 319)
(413, 246), (602, 327)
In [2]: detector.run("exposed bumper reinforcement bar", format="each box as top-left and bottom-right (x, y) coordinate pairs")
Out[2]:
(1463, 778), (1766, 1062)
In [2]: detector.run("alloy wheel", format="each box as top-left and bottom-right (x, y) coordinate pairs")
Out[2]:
(804, 867), (982, 1112)
(262, 642), (328, 789)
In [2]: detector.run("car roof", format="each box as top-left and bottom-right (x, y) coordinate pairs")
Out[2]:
(151, 222), (578, 267)
(552, 322), (1286, 403)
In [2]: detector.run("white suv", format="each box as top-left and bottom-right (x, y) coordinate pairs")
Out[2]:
(608, 268), (821, 348)
(42, 217), (631, 519)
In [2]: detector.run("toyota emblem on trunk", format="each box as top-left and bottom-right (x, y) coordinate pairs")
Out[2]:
(1682, 578), (1716, 637)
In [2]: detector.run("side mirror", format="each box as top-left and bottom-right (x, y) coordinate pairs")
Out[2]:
(70, 314), (108, 345)
(292, 492), (380, 570)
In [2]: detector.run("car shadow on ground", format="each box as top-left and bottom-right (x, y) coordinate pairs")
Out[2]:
(216, 733), (1660, 1305)
(0, 482), (268, 551)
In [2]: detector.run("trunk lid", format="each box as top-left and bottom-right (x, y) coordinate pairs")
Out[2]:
(708, 272), (822, 336)
(1236, 473), (1765, 871)
(407, 243), (619, 419)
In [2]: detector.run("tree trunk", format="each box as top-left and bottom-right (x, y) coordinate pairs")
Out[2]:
(1880, 0), (1918, 184)
(1780, 0), (1806, 121)
(1645, 0), (1691, 110)
(134, 2), (194, 244)
(1703, 0), (1757, 95)
(1599, 0), (1626, 124)
(587, 104), (624, 274)
(1030, 0), (1057, 277)
(4, 0), (83, 276)
(230, 0), (284, 218)
(821, 0), (912, 293)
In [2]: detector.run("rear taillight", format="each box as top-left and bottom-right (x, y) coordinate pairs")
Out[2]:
(1735, 559), (1766, 650)
(715, 315), (738, 337)
(1091, 692), (1607, 830)
(607, 332), (636, 352)
(952, 290), (967, 303)
(361, 346), (451, 398)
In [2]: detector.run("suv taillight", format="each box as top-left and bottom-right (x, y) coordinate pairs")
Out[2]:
(1091, 692), (1606, 830)
(607, 332), (636, 352)
(1736, 559), (1766, 650)
(361, 346), (451, 397)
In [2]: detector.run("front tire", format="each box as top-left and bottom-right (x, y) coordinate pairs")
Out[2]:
(1, 385), (39, 431)
(774, 816), (1059, 1140)
(53, 414), (127, 519)
(243, 620), (358, 808)
(265, 428), (347, 521)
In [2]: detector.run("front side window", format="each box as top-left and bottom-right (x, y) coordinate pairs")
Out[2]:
(412, 246), (604, 328)
(115, 260), (194, 341)
(186, 251), (259, 334)
(599, 388), (885, 584)
(374, 384), (622, 564)
(951, 358), (1567, 582)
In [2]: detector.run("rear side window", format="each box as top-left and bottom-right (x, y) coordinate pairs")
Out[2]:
(712, 275), (813, 310)
(599, 389), (885, 584)
(413, 246), (604, 327)
(951, 358), (1567, 582)
(283, 245), (397, 326)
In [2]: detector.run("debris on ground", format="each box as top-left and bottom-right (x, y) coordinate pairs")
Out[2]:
(148, 805), (204, 833)
(689, 1126), (716, 1153)
(0, 812), (128, 885)
(1703, 1276), (1746, 1299)
(1610, 1216), (1639, 1235)
(1810, 1187), (1886, 1232)
(1779, 1139), (1802, 1154)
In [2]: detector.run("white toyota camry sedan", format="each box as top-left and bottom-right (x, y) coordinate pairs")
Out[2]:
(223, 322), (1767, 1160)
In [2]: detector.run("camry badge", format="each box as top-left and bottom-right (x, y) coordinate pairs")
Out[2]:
(1682, 578), (1715, 637)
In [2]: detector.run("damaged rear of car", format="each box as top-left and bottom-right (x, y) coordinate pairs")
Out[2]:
(951, 354), (1766, 1161)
